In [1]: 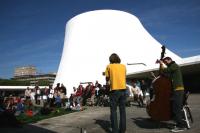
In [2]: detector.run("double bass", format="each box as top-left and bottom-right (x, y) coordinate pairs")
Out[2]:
(146, 46), (172, 121)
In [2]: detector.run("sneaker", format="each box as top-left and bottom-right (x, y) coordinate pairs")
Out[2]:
(171, 126), (187, 132)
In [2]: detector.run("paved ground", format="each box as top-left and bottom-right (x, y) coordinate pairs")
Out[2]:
(0, 94), (199, 133)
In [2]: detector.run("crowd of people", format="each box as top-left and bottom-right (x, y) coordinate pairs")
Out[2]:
(0, 79), (150, 121)
(0, 83), (68, 127)
(69, 79), (152, 111)
(69, 81), (111, 110)
(0, 64), (154, 130)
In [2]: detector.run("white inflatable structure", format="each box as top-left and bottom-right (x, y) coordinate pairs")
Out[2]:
(54, 10), (181, 96)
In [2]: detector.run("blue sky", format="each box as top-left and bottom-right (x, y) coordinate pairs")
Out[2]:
(0, 0), (200, 79)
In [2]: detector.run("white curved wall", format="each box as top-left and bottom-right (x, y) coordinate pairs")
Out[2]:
(54, 10), (181, 96)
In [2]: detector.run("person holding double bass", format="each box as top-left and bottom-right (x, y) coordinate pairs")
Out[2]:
(159, 56), (187, 132)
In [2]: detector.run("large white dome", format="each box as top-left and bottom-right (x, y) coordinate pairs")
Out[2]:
(54, 10), (181, 96)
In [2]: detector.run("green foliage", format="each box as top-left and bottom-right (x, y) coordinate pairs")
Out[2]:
(0, 79), (30, 86)
(16, 108), (75, 123)
(0, 79), (50, 86)
(38, 80), (50, 86)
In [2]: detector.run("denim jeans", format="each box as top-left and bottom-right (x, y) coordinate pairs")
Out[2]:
(172, 90), (186, 128)
(109, 90), (126, 133)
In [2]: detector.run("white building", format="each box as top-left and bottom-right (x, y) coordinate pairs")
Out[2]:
(54, 10), (183, 96)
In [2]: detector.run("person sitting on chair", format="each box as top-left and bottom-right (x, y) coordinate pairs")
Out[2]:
(131, 83), (144, 107)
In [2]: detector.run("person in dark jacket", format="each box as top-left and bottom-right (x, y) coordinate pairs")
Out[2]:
(159, 57), (187, 132)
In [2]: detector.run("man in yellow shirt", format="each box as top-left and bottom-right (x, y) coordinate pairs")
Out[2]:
(105, 53), (126, 133)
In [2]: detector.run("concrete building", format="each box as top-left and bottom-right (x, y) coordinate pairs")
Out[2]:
(13, 66), (56, 86)
(14, 66), (37, 77)
(13, 73), (56, 86)
(54, 10), (181, 97)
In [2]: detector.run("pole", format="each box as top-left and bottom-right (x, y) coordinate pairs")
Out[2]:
(127, 63), (146, 66)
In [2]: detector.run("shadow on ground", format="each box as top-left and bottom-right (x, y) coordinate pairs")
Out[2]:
(132, 117), (174, 130)
(0, 124), (56, 133)
(94, 119), (111, 133)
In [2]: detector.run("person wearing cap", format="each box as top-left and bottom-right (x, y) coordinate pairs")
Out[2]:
(105, 53), (126, 133)
(159, 57), (187, 132)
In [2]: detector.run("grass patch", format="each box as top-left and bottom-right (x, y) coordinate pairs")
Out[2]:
(16, 108), (75, 124)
